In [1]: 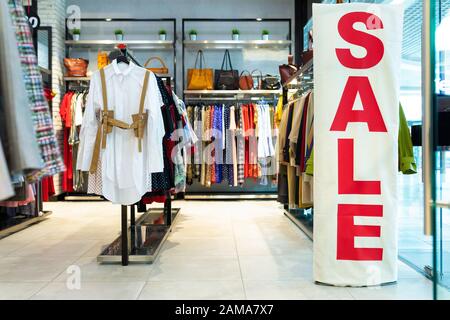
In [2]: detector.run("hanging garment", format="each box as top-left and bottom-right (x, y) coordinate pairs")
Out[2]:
(186, 105), (194, 185)
(288, 96), (306, 167)
(194, 106), (202, 179)
(0, 0), (43, 178)
(60, 92), (75, 192)
(399, 104), (417, 174)
(229, 106), (238, 187)
(223, 105), (234, 186)
(295, 92), (311, 172)
(236, 105), (245, 185)
(0, 140), (13, 201)
(77, 61), (165, 205)
(213, 104), (223, 184)
(0, 184), (34, 207)
(41, 176), (55, 202)
(8, 0), (64, 180)
(257, 103), (275, 159)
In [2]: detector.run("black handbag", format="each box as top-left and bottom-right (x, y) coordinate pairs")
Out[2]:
(261, 74), (281, 90)
(215, 50), (239, 90)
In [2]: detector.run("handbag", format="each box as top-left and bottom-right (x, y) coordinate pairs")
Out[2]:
(251, 69), (263, 89)
(215, 50), (239, 90)
(144, 57), (169, 75)
(261, 74), (281, 90)
(64, 58), (89, 77)
(279, 55), (298, 86)
(239, 70), (253, 90)
(187, 50), (214, 90)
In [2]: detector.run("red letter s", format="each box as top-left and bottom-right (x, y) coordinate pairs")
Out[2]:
(336, 11), (384, 69)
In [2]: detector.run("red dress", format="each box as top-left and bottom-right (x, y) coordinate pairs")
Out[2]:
(59, 92), (74, 192)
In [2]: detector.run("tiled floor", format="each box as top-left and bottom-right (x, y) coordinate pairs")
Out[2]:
(0, 200), (436, 300)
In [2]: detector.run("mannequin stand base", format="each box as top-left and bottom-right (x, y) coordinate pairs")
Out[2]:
(97, 208), (180, 264)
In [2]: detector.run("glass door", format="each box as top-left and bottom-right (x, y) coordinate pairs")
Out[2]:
(429, 0), (450, 300)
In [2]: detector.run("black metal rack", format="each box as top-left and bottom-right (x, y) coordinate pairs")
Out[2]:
(62, 18), (177, 201)
(180, 18), (292, 198)
(64, 18), (177, 91)
(98, 192), (179, 266)
(181, 18), (292, 100)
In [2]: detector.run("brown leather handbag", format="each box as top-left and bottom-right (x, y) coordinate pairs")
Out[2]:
(144, 57), (169, 75)
(239, 70), (253, 90)
(64, 58), (89, 77)
(279, 55), (298, 86)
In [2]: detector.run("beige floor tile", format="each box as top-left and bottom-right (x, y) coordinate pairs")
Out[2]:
(0, 282), (48, 300)
(31, 281), (145, 300)
(139, 280), (245, 300)
(232, 223), (307, 242)
(53, 256), (153, 283)
(0, 239), (28, 256)
(80, 240), (115, 258)
(169, 223), (234, 239)
(244, 280), (355, 300)
(9, 238), (99, 258)
(239, 255), (313, 281)
(0, 200), (433, 300)
(0, 256), (77, 282)
(236, 238), (313, 256)
(148, 255), (241, 281)
(159, 237), (237, 257)
(347, 278), (433, 300)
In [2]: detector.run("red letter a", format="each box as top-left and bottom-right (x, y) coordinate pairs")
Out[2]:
(330, 76), (387, 132)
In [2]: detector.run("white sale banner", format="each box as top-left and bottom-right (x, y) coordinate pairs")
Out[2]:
(313, 3), (403, 286)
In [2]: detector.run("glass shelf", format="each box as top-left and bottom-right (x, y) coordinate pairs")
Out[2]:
(65, 40), (174, 50)
(183, 40), (292, 50)
(184, 89), (281, 95)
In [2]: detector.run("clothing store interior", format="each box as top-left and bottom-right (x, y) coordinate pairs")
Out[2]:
(0, 0), (449, 300)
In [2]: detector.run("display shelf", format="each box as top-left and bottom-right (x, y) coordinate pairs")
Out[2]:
(64, 76), (91, 81)
(64, 75), (173, 82)
(183, 39), (292, 50)
(184, 89), (281, 95)
(65, 39), (174, 50)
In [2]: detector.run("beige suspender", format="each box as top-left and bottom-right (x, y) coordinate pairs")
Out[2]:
(131, 70), (150, 152)
(89, 68), (151, 174)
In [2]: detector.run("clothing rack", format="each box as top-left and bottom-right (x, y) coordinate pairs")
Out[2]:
(280, 56), (315, 239)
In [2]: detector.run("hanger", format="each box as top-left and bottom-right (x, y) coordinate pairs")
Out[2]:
(116, 54), (130, 65)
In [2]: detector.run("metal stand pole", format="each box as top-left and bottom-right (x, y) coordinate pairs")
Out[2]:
(130, 204), (136, 253)
(121, 205), (128, 266)
(165, 191), (172, 226)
